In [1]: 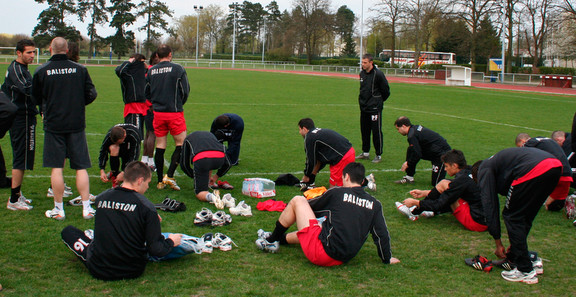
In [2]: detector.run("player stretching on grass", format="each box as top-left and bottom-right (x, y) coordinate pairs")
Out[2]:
(99, 124), (142, 187)
(298, 118), (355, 188)
(145, 45), (190, 190)
(255, 162), (400, 266)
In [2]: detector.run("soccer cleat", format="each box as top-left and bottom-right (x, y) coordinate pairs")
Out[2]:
(83, 207), (96, 219)
(355, 153), (370, 160)
(212, 233), (238, 251)
(7, 197), (33, 211)
(110, 175), (118, 188)
(420, 211), (435, 218)
(532, 257), (543, 275)
(157, 182), (166, 189)
(395, 202), (418, 221)
(68, 194), (97, 206)
(255, 237), (280, 253)
(211, 211), (232, 226)
(47, 187), (73, 198)
(372, 155), (382, 163)
(501, 268), (538, 284)
(211, 190), (224, 209)
(366, 173), (377, 191)
(257, 229), (272, 240)
(201, 233), (214, 253)
(19, 192), (32, 204)
(222, 193), (236, 208)
(194, 208), (213, 226)
(45, 208), (65, 220)
(230, 201), (252, 216)
(394, 176), (414, 184)
(217, 180), (234, 190)
(465, 255), (493, 272)
(162, 175), (181, 191)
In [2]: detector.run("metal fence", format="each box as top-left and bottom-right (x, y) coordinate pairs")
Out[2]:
(0, 56), (568, 86)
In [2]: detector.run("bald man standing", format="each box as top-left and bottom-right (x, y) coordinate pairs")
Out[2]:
(33, 37), (98, 220)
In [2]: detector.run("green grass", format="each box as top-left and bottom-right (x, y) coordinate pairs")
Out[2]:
(1, 64), (576, 296)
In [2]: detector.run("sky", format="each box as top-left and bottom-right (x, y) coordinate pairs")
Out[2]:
(1, 0), (378, 38)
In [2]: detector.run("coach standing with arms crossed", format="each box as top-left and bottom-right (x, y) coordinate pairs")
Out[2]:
(356, 54), (390, 164)
(33, 37), (97, 220)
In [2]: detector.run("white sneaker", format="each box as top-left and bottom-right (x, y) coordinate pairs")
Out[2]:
(47, 187), (73, 198)
(45, 208), (65, 220)
(532, 257), (544, 275)
(230, 200), (252, 216)
(395, 202), (418, 221)
(211, 190), (224, 209)
(222, 193), (236, 208)
(420, 211), (435, 218)
(501, 268), (538, 284)
(255, 238), (280, 253)
(212, 233), (237, 251)
(18, 192), (32, 204)
(200, 233), (214, 253)
(83, 207), (96, 219)
(180, 234), (204, 254)
(257, 229), (272, 240)
(7, 197), (33, 211)
(211, 211), (232, 226)
(366, 173), (377, 191)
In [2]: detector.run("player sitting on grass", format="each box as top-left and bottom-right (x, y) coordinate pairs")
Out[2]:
(255, 162), (400, 266)
(396, 149), (487, 232)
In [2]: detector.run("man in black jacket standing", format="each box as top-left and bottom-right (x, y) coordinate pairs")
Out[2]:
(394, 116), (451, 186)
(33, 37), (97, 220)
(116, 54), (148, 137)
(356, 54), (390, 164)
(1, 39), (36, 210)
(145, 44), (190, 191)
(255, 162), (399, 266)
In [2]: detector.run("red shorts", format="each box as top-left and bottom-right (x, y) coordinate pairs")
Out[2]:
(153, 112), (186, 137)
(329, 148), (355, 186)
(297, 219), (343, 267)
(123, 102), (149, 117)
(549, 179), (571, 200)
(452, 199), (488, 232)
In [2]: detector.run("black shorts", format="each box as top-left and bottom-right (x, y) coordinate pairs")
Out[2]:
(193, 157), (225, 194)
(144, 108), (154, 132)
(43, 131), (91, 169)
(125, 113), (144, 140)
(10, 114), (36, 170)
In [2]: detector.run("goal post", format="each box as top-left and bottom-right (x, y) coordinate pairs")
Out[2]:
(0, 47), (41, 64)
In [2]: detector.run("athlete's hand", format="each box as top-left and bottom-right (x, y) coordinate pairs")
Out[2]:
(100, 170), (109, 182)
(409, 189), (427, 198)
(169, 233), (183, 246)
(401, 162), (408, 172)
(389, 257), (400, 264)
(494, 239), (506, 259)
(403, 198), (419, 208)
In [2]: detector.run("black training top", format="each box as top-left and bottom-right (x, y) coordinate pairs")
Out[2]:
(180, 131), (231, 178)
(98, 123), (142, 170)
(1, 60), (37, 116)
(524, 137), (572, 178)
(358, 65), (390, 113)
(405, 125), (451, 168)
(303, 128), (352, 177)
(115, 60), (147, 104)
(33, 54), (97, 133)
(145, 61), (189, 113)
(87, 187), (174, 281)
(309, 186), (393, 263)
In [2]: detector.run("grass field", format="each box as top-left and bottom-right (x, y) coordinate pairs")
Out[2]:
(0, 64), (576, 296)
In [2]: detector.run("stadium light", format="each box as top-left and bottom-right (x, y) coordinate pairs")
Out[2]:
(231, 2), (238, 66)
(194, 5), (204, 64)
(359, 0), (364, 67)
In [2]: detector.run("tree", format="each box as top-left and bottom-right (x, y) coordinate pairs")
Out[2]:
(202, 4), (226, 59)
(292, 0), (333, 64)
(240, 1), (267, 54)
(335, 6), (356, 57)
(264, 1), (283, 53)
(32, 0), (82, 48)
(108, 0), (137, 59)
(520, 0), (560, 71)
(136, 0), (175, 56)
(373, 0), (406, 67)
(432, 17), (470, 63)
(453, 0), (498, 70)
(405, 0), (443, 68)
(77, 0), (109, 59)
(499, 0), (521, 72)
(475, 16), (501, 65)
(175, 15), (198, 56)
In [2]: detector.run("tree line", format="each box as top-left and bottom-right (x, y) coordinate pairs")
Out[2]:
(4, 0), (576, 71)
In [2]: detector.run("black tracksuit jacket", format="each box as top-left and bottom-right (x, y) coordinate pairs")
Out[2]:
(303, 128), (352, 177)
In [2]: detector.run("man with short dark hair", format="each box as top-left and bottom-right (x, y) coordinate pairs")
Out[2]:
(2, 39), (36, 210)
(33, 37), (97, 220)
(394, 116), (452, 186)
(60, 161), (195, 281)
(298, 118), (355, 188)
(145, 44), (190, 191)
(397, 149), (487, 232)
(472, 147), (562, 284)
(210, 113), (244, 167)
(99, 124), (142, 187)
(255, 162), (400, 266)
(116, 53), (148, 137)
(356, 54), (390, 163)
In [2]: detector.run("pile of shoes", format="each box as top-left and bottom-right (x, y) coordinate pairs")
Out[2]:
(154, 197), (186, 212)
(194, 208), (232, 226)
(198, 232), (238, 252)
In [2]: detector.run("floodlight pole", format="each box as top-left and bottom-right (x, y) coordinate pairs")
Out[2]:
(262, 17), (266, 63)
(194, 5), (204, 64)
(232, 2), (238, 67)
(359, 0), (364, 68)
